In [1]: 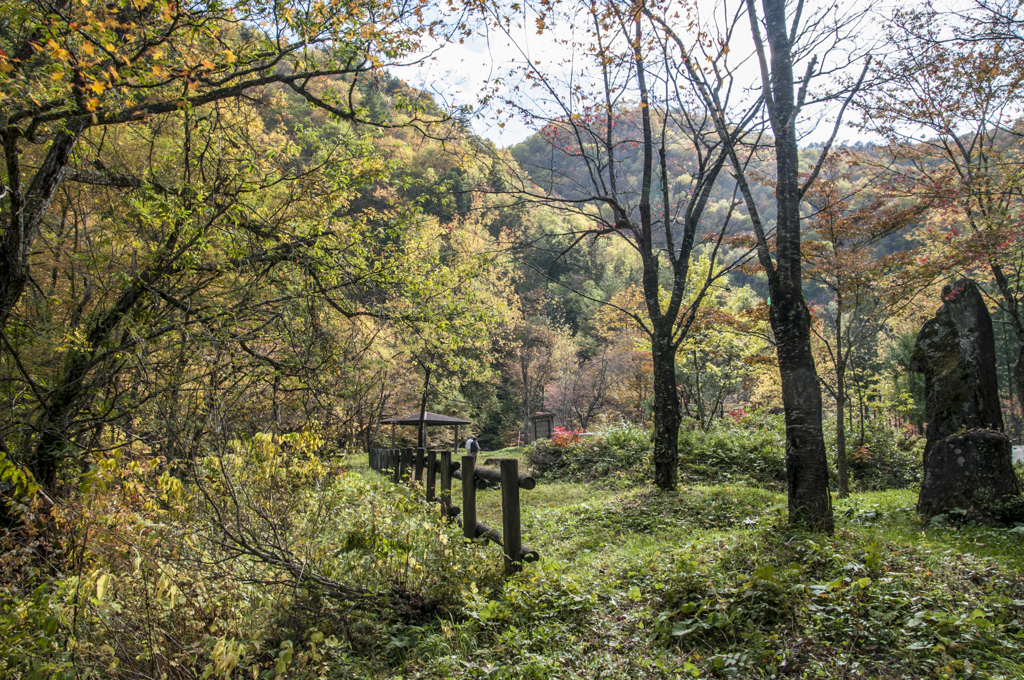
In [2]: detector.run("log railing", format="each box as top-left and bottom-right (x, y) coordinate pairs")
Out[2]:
(368, 448), (539, 575)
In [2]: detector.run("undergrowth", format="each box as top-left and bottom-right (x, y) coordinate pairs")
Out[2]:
(2, 427), (1020, 679)
(527, 414), (924, 494)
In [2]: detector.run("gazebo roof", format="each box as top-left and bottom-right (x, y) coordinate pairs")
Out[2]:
(380, 411), (472, 426)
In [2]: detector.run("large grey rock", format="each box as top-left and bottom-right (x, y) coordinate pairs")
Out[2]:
(911, 279), (1020, 518)
(910, 279), (1003, 449)
(916, 431), (1019, 518)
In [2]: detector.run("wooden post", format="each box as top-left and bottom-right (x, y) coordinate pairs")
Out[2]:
(440, 450), (452, 516)
(426, 450), (437, 502)
(462, 455), (477, 540)
(390, 423), (395, 450)
(414, 448), (425, 484)
(400, 448), (413, 483)
(501, 458), (523, 576)
(454, 425), (460, 457)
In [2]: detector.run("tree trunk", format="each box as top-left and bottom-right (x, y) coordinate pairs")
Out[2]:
(836, 309), (849, 497)
(651, 327), (680, 490)
(31, 282), (147, 488)
(770, 286), (834, 532)
(836, 366), (848, 498)
(1013, 344), (1024, 435)
(0, 125), (86, 329)
(762, 0), (833, 533)
(418, 366), (431, 450)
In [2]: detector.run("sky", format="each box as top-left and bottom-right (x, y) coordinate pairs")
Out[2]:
(395, 0), (882, 149)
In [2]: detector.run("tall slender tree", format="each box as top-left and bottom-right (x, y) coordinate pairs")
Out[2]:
(483, 0), (756, 488)
(651, 0), (871, 530)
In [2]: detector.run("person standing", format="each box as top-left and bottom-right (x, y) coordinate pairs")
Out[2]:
(465, 435), (481, 458)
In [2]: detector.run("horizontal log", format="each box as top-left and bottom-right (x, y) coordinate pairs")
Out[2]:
(434, 460), (460, 474)
(447, 505), (461, 518)
(473, 466), (536, 490)
(470, 521), (539, 562)
(473, 520), (503, 545)
(452, 469), (488, 489)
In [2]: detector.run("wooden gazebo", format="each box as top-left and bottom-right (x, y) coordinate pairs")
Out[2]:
(380, 411), (473, 452)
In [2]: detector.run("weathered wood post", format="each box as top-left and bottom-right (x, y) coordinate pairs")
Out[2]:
(501, 458), (523, 576)
(401, 448), (413, 483)
(462, 455), (477, 540)
(414, 448), (425, 484)
(440, 450), (452, 516)
(392, 449), (401, 483)
(426, 450), (437, 502)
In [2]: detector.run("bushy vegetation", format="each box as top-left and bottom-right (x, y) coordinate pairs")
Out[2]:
(0, 431), (502, 679)
(677, 413), (788, 490)
(2, 429), (1020, 679)
(827, 420), (925, 493)
(527, 423), (653, 485)
(526, 414), (923, 494)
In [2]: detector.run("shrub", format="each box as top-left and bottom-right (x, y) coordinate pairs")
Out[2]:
(527, 422), (652, 485)
(0, 428), (500, 680)
(675, 412), (924, 492)
(677, 411), (788, 489)
(823, 418), (924, 492)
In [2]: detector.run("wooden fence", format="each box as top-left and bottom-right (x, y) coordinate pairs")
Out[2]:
(368, 448), (539, 575)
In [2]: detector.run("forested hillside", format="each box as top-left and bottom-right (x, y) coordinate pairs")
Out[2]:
(2, 0), (1023, 677)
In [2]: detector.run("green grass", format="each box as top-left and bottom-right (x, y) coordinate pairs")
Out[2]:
(345, 450), (1024, 680)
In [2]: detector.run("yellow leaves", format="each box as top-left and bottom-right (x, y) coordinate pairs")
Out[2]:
(200, 58), (215, 70)
(96, 573), (111, 601)
(223, 49), (237, 65)
(152, 64), (167, 78)
(0, 59), (13, 75)
(81, 41), (95, 57)
(88, 80), (105, 95)
(161, 2), (174, 22)
(47, 38), (71, 61)
(85, 97), (100, 111)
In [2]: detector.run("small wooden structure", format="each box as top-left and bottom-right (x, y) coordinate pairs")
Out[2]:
(529, 412), (555, 442)
(380, 411), (472, 452)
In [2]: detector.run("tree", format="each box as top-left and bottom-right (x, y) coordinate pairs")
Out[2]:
(546, 340), (620, 430)
(484, 0), (755, 489)
(677, 282), (770, 429)
(0, 0), (475, 495)
(649, 0), (872, 530)
(861, 0), (1024, 423)
(504, 316), (574, 443)
(0, 0), (457, 330)
(802, 154), (930, 496)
